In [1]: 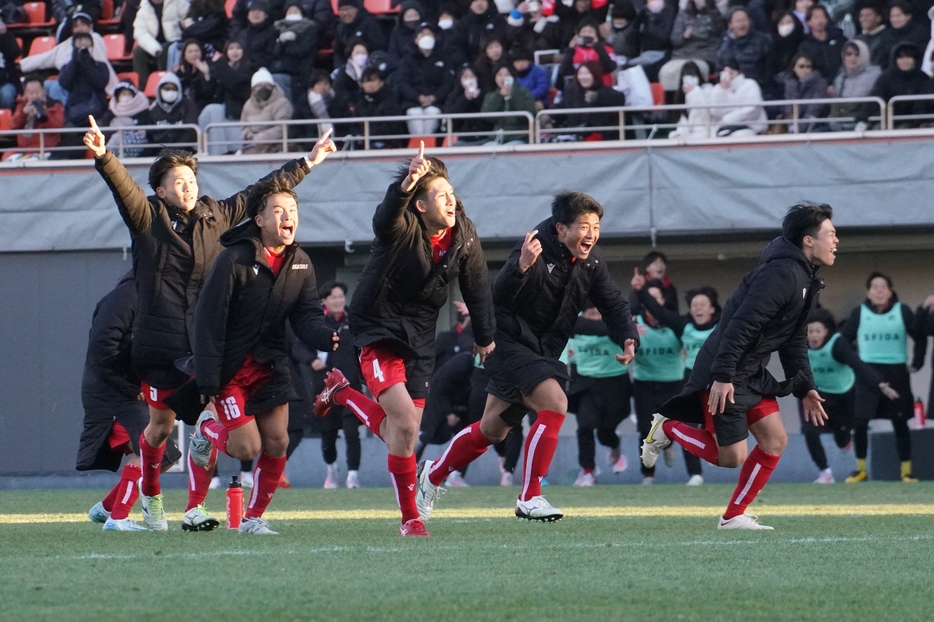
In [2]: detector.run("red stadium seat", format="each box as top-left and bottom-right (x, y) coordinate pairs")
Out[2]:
(118, 71), (140, 88)
(330, 0), (339, 14)
(144, 71), (169, 98)
(28, 36), (57, 57)
(441, 135), (458, 147)
(364, 0), (399, 14)
(15, 37), (23, 62)
(99, 0), (121, 26)
(650, 82), (665, 107)
(0, 109), (11, 131)
(407, 136), (437, 149)
(226, 0), (237, 18)
(103, 34), (132, 61)
(24, 2), (54, 26)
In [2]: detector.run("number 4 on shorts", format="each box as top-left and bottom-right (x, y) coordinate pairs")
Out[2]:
(372, 359), (385, 383)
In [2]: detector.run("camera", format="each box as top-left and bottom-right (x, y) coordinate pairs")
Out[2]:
(578, 35), (595, 47)
(32, 100), (48, 123)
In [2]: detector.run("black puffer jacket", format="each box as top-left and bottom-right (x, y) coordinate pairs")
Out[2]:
(193, 220), (336, 400)
(492, 218), (640, 359)
(349, 181), (495, 361)
(93, 151), (312, 388)
(396, 49), (455, 110)
(443, 6), (508, 67)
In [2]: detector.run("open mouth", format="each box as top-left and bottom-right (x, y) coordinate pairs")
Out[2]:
(580, 240), (594, 254)
(281, 225), (294, 237)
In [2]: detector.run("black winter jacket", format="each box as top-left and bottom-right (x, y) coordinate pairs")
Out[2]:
(237, 18), (280, 72)
(444, 8), (508, 68)
(94, 151), (312, 388)
(349, 182), (495, 362)
(193, 220), (336, 400)
(334, 9), (388, 68)
(492, 217), (640, 359)
(396, 49), (456, 110)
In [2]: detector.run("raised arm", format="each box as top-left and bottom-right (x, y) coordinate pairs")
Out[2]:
(631, 267), (688, 337)
(492, 230), (540, 308)
(372, 141), (429, 240)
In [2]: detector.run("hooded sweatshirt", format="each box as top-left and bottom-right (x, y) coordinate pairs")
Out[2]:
(862, 42), (931, 125)
(830, 39), (881, 124)
(148, 72), (199, 149)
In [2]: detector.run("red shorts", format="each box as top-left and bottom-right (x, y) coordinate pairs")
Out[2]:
(215, 354), (271, 431)
(142, 382), (174, 410)
(701, 391), (779, 437)
(359, 346), (426, 408)
(106, 421), (133, 453)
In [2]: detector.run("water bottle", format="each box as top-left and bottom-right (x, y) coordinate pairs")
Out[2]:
(913, 398), (926, 428)
(226, 475), (243, 529)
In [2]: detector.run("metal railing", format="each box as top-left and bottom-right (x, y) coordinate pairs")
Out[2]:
(886, 94), (934, 129)
(0, 123), (201, 159)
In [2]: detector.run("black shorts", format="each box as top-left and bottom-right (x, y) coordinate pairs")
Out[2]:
(853, 363), (912, 422)
(484, 341), (568, 427)
(572, 375), (632, 430)
(705, 391), (780, 447)
(799, 390), (853, 434)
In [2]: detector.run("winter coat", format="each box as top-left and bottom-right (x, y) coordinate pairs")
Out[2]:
(333, 8), (387, 68)
(830, 39), (881, 126)
(670, 8), (726, 64)
(134, 0), (191, 56)
(91, 148), (312, 388)
(180, 9), (229, 51)
(98, 84), (152, 157)
(444, 7), (508, 68)
(783, 69), (829, 120)
(708, 73), (767, 134)
(229, 0), (287, 37)
(59, 50), (111, 125)
(387, 0), (423, 61)
(210, 58), (253, 119)
(176, 63), (217, 112)
(491, 217), (640, 360)
(669, 82), (713, 138)
(396, 49), (455, 109)
(237, 17), (279, 71)
(608, 23), (640, 60)
(556, 43), (617, 90)
(0, 31), (22, 91)
(192, 220), (335, 402)
(349, 86), (406, 148)
(553, 1), (609, 44)
(879, 19), (930, 68)
(480, 84), (536, 142)
(240, 82), (293, 153)
(660, 237), (823, 425)
(348, 182), (496, 362)
(635, 4), (677, 55)
(856, 26), (889, 68)
(717, 27), (771, 84)
(147, 72), (199, 150)
(764, 19), (806, 93)
(507, 14), (564, 53)
(443, 86), (487, 136)
(515, 63), (550, 102)
(271, 15), (319, 77)
(797, 29), (847, 81)
(557, 84), (627, 140)
(11, 96), (65, 150)
(19, 33), (119, 94)
(861, 42), (932, 125)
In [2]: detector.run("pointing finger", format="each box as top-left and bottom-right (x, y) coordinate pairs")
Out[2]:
(320, 127), (333, 142)
(525, 229), (538, 244)
(88, 115), (99, 132)
(418, 140), (424, 159)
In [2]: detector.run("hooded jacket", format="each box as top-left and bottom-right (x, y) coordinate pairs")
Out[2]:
(830, 39), (881, 124)
(660, 237), (823, 424)
(387, 0), (423, 61)
(396, 45), (455, 109)
(349, 182), (495, 362)
(444, 4), (508, 67)
(59, 45), (110, 124)
(147, 72), (199, 150)
(19, 32), (120, 94)
(334, 6), (387, 68)
(861, 42), (931, 125)
(240, 81), (293, 153)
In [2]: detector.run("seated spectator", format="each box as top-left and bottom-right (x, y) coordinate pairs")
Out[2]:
(606, 1), (639, 62)
(334, 0), (387, 69)
(180, 0), (229, 51)
(349, 68), (406, 149)
(444, 65), (489, 144)
(237, 0), (279, 72)
(473, 35), (506, 93)
(435, 5), (458, 50)
(333, 39), (373, 107)
(133, 0), (190, 91)
(148, 72), (199, 151)
(556, 61), (627, 140)
(861, 42), (931, 128)
(20, 12), (119, 104)
(717, 7), (771, 87)
(856, 4), (889, 68)
(270, 0), (320, 103)
(630, 0), (677, 81)
(97, 80), (152, 157)
(388, 1), (424, 61)
(480, 62), (536, 143)
(175, 39), (216, 112)
(661, 0), (725, 92)
(0, 18), (22, 110)
(9, 76), (65, 157)
(53, 0), (105, 42)
(828, 39), (881, 130)
(398, 23), (454, 138)
(764, 11), (806, 99)
(303, 70), (342, 135)
(59, 32), (111, 127)
(554, 0), (609, 45)
(668, 60), (712, 138)
(708, 59), (767, 136)
(200, 39), (252, 154)
(240, 67), (293, 152)
(883, 1), (930, 59)
(556, 20), (616, 94)
(511, 46), (549, 105)
(444, 0), (508, 68)
(791, 0), (814, 32)
(506, 0), (564, 53)
(295, 0), (335, 46)
(783, 51), (829, 132)
(798, 6), (846, 83)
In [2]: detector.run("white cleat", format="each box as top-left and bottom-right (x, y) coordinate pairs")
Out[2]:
(445, 470), (470, 488)
(103, 517), (149, 531)
(188, 410), (217, 468)
(238, 516), (278, 535)
(324, 464), (338, 489)
(686, 474), (704, 486)
(88, 501), (110, 524)
(182, 504), (220, 532)
(515, 496), (563, 522)
(813, 468), (834, 484)
(573, 470), (595, 487)
(139, 493), (168, 532)
(415, 460), (446, 521)
(346, 470), (361, 489)
(500, 470), (514, 486)
(718, 513), (774, 530)
(641, 413), (671, 469)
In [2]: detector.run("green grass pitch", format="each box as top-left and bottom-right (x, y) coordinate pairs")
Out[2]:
(2, 483), (933, 621)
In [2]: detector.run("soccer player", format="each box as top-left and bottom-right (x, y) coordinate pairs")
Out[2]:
(185, 177), (340, 535)
(83, 116), (336, 531)
(313, 144), (496, 537)
(417, 191), (639, 522)
(78, 272), (182, 531)
(641, 202), (837, 530)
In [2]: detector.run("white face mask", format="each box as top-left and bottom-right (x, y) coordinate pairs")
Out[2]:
(418, 35), (436, 50)
(160, 88), (179, 103)
(352, 53), (368, 68)
(777, 22), (795, 37)
(528, 0), (541, 11)
(438, 17), (453, 30)
(647, 0), (664, 13)
(118, 94), (134, 104)
(682, 75), (699, 87)
(463, 78), (478, 91)
(285, 12), (303, 20)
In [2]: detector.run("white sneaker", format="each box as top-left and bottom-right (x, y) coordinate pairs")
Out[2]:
(718, 513), (773, 530)
(686, 474), (704, 486)
(346, 470), (360, 489)
(103, 517), (149, 531)
(324, 464), (338, 489)
(641, 476), (655, 485)
(238, 516), (278, 535)
(240, 471), (254, 488)
(500, 470), (514, 486)
(573, 470), (596, 487)
(209, 476), (222, 490)
(641, 413), (671, 469)
(88, 501), (110, 524)
(813, 468), (835, 484)
(515, 496), (563, 522)
(139, 493), (168, 532)
(188, 410), (216, 468)
(415, 459), (446, 521)
(182, 504), (220, 532)
(445, 470), (470, 488)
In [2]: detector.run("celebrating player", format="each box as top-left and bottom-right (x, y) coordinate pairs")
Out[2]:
(313, 143), (495, 537)
(418, 191), (639, 522)
(641, 202), (836, 530)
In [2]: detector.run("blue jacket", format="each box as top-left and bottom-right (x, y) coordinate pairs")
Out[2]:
(516, 64), (550, 102)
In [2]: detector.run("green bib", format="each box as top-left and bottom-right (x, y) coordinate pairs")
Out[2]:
(632, 316), (685, 382)
(567, 334), (627, 378)
(808, 333), (856, 394)
(682, 323), (715, 370)
(857, 302), (907, 364)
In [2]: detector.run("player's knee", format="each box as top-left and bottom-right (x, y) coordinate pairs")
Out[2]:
(227, 437), (261, 461)
(760, 432), (788, 455)
(262, 433), (289, 458)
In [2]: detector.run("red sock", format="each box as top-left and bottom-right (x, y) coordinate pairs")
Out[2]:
(245, 452), (286, 519)
(101, 481), (121, 512)
(663, 420), (720, 466)
(723, 446), (780, 519)
(185, 447), (217, 511)
(139, 434), (165, 497)
(388, 453), (419, 523)
(338, 388), (386, 440)
(109, 464), (142, 520)
(428, 423), (492, 486)
(520, 410), (564, 502)
(202, 419), (230, 455)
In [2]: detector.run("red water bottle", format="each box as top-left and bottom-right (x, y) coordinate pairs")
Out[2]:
(226, 475), (243, 529)
(914, 398), (926, 428)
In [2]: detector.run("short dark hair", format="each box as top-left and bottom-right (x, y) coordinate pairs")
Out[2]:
(805, 4), (830, 21)
(361, 67), (385, 83)
(395, 156), (450, 207)
(807, 307), (836, 333)
(148, 149), (199, 192)
(641, 251), (668, 271)
(246, 177), (298, 218)
(73, 31), (93, 45)
(23, 73), (44, 89)
(866, 271), (893, 290)
(686, 286), (720, 313)
(551, 191), (604, 226)
(319, 280), (348, 299)
(889, 0), (913, 15)
(781, 201), (833, 248)
(309, 70), (331, 87)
